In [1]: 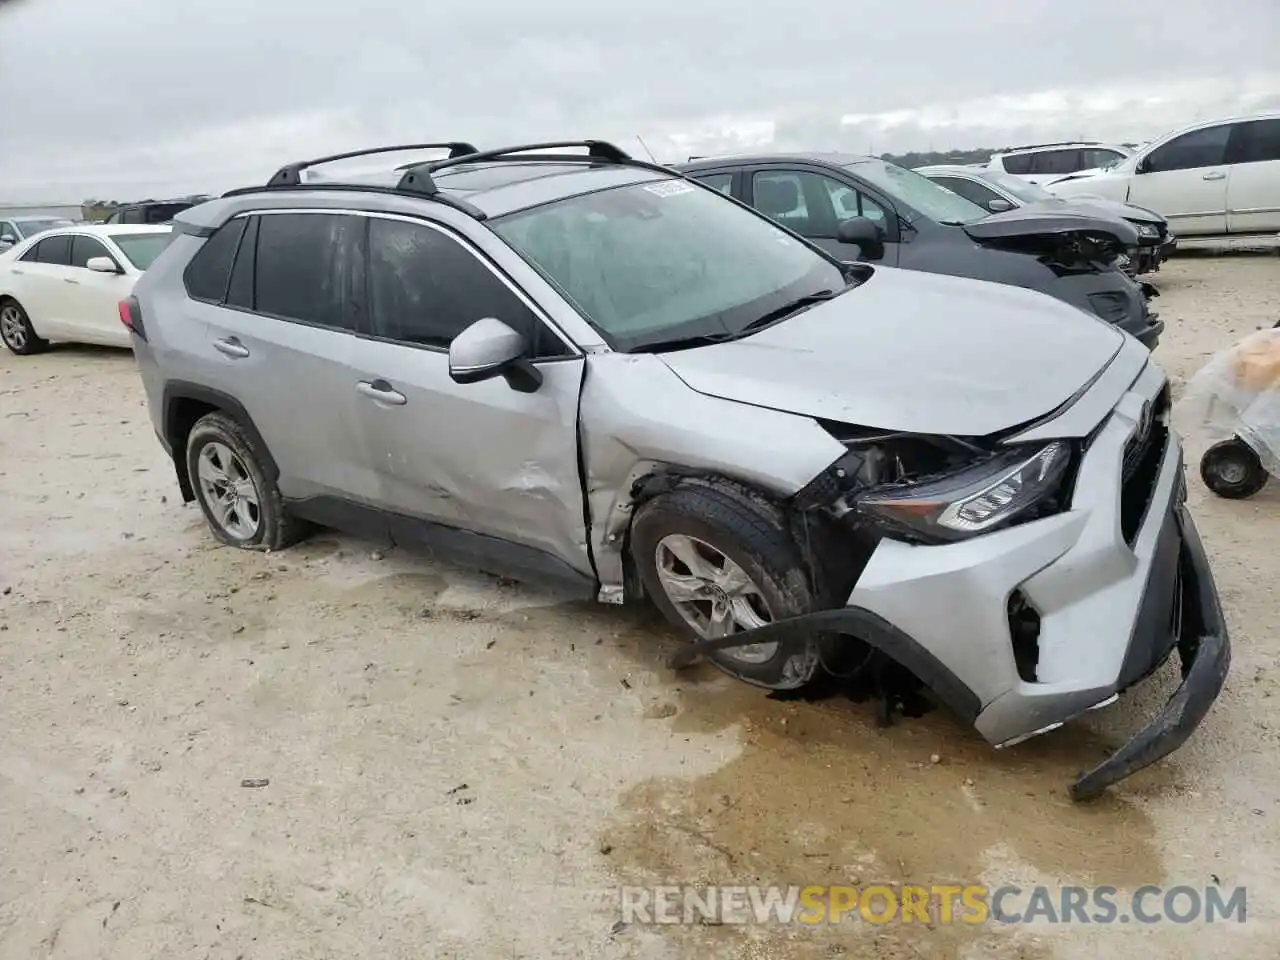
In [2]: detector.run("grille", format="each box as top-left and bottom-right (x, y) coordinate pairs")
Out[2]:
(1119, 382), (1171, 542)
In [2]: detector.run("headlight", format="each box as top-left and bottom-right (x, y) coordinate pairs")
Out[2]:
(1136, 223), (1158, 239)
(853, 441), (1071, 543)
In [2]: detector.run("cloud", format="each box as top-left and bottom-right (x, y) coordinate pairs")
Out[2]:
(0, 0), (1277, 200)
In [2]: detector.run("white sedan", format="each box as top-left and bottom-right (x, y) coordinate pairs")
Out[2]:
(0, 224), (174, 355)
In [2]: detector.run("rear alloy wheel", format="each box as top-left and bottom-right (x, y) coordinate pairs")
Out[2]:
(1200, 438), (1269, 499)
(0, 300), (48, 355)
(185, 411), (309, 550)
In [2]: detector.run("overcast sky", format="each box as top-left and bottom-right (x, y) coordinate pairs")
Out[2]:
(1, 0), (1277, 202)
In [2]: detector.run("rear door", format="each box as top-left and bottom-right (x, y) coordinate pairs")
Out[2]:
(347, 212), (591, 581)
(1225, 118), (1280, 234)
(188, 210), (383, 507)
(1127, 123), (1234, 234)
(11, 234), (77, 337)
(743, 165), (901, 264)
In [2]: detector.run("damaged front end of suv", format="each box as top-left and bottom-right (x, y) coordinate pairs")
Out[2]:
(658, 342), (1229, 801)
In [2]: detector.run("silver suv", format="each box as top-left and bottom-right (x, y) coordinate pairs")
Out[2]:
(126, 140), (1229, 800)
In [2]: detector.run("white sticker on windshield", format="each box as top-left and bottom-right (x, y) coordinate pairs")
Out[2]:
(644, 180), (696, 198)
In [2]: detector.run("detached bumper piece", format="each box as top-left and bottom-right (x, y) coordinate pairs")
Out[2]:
(1068, 506), (1231, 801)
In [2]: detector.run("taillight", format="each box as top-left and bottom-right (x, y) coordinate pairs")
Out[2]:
(118, 296), (146, 341)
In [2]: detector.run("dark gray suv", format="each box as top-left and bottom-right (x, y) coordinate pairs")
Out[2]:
(677, 154), (1164, 349)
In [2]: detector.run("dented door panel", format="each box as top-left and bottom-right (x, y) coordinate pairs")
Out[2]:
(347, 336), (593, 578)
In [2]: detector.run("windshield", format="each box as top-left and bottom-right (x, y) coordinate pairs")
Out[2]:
(112, 231), (174, 270)
(978, 171), (1056, 203)
(844, 159), (989, 225)
(490, 178), (846, 352)
(17, 218), (74, 237)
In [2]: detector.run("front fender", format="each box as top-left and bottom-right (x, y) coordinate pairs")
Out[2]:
(578, 354), (845, 600)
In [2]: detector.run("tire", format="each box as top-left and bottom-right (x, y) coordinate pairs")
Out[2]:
(0, 299), (48, 356)
(185, 411), (309, 550)
(1200, 438), (1268, 499)
(630, 481), (826, 690)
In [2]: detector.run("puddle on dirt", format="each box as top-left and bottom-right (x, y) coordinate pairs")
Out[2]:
(482, 602), (1164, 960)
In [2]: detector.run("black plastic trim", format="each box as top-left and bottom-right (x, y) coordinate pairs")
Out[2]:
(160, 381), (280, 501)
(667, 605), (983, 724)
(285, 495), (598, 598)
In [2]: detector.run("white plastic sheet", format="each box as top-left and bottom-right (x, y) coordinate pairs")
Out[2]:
(1176, 327), (1280, 476)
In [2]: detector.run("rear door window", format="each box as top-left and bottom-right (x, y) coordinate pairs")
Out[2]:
(184, 216), (248, 302)
(1030, 150), (1084, 176)
(35, 234), (73, 265)
(250, 212), (365, 331)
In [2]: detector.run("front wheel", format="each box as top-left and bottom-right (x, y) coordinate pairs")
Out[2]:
(1200, 438), (1268, 499)
(630, 482), (825, 690)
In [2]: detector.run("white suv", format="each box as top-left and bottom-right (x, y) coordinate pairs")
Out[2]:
(986, 142), (1134, 185)
(1046, 113), (1280, 238)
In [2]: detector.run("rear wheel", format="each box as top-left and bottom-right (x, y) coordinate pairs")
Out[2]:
(0, 299), (48, 355)
(185, 412), (309, 550)
(630, 482), (825, 690)
(1200, 438), (1268, 499)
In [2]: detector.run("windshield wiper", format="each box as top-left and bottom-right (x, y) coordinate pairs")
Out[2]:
(629, 288), (843, 354)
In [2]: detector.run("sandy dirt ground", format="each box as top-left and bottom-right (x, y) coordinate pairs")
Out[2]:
(2, 254), (1280, 960)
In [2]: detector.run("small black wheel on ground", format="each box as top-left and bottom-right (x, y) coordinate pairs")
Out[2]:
(0, 299), (48, 355)
(185, 411), (309, 550)
(1200, 438), (1268, 499)
(630, 481), (826, 690)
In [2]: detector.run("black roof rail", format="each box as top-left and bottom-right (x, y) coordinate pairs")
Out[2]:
(1001, 140), (1105, 152)
(395, 140), (635, 197)
(264, 142), (479, 187)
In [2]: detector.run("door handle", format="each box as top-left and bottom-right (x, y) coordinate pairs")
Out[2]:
(356, 379), (407, 405)
(213, 337), (250, 359)
(11, 269), (24, 276)
(63, 277), (80, 284)
(1202, 171), (1226, 181)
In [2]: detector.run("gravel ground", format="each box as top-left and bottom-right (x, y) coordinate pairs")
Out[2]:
(1, 254), (1279, 960)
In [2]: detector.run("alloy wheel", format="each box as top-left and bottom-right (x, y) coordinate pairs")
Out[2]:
(654, 533), (777, 663)
(196, 442), (261, 541)
(0, 305), (27, 351)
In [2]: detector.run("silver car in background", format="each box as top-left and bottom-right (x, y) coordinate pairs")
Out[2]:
(125, 140), (1229, 800)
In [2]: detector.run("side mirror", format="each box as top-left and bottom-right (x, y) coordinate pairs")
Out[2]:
(0, 234), (15, 247)
(86, 256), (122, 274)
(986, 198), (1014, 213)
(1134, 157), (1149, 175)
(835, 217), (886, 261)
(448, 317), (542, 393)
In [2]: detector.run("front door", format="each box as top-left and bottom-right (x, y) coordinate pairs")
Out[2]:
(348, 213), (591, 584)
(1128, 122), (1234, 235)
(742, 167), (901, 265)
(63, 234), (134, 345)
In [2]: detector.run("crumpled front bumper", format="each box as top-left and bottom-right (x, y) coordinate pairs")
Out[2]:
(1068, 503), (1230, 800)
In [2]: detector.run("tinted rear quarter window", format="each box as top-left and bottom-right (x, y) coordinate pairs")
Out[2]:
(1000, 154), (1033, 175)
(36, 234), (73, 265)
(184, 217), (247, 301)
(367, 217), (561, 355)
(252, 213), (364, 330)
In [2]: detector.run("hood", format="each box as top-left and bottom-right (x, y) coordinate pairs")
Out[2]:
(657, 267), (1124, 437)
(963, 206), (1140, 247)
(1015, 197), (1164, 228)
